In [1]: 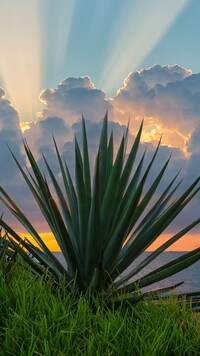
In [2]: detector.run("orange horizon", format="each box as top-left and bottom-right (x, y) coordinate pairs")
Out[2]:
(18, 231), (199, 252)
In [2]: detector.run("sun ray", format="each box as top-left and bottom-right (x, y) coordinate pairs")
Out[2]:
(0, 0), (76, 123)
(0, 0), (43, 122)
(100, 0), (190, 96)
(41, 0), (75, 87)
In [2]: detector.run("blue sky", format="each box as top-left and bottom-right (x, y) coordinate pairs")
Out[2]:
(42, 0), (200, 95)
(143, 0), (200, 73)
(0, 0), (199, 120)
(0, 0), (200, 250)
(42, 0), (200, 96)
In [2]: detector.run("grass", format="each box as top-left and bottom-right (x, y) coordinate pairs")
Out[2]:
(0, 260), (200, 355)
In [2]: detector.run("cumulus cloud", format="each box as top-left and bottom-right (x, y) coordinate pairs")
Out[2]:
(187, 124), (200, 154)
(39, 76), (113, 124)
(0, 87), (6, 99)
(33, 68), (200, 234)
(24, 76), (113, 153)
(0, 88), (33, 231)
(35, 66), (200, 154)
(1, 68), (200, 240)
(0, 88), (23, 184)
(0, 88), (21, 133)
(112, 64), (200, 152)
(120, 64), (191, 92)
(24, 116), (71, 155)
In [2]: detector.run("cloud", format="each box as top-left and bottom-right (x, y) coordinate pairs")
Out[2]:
(0, 88), (32, 231)
(113, 64), (191, 111)
(0, 88), (21, 132)
(33, 69), (200, 234)
(39, 76), (113, 124)
(24, 76), (113, 153)
(0, 88), (23, 184)
(0, 88), (6, 99)
(39, 116), (68, 133)
(112, 64), (200, 152)
(121, 64), (191, 92)
(33, 66), (200, 155)
(187, 124), (200, 154)
(1, 69), (200, 240)
(24, 116), (71, 156)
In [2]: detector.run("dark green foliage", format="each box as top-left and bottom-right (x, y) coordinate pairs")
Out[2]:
(0, 261), (199, 355)
(0, 114), (200, 298)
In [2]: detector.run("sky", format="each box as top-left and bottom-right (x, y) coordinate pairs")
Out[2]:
(0, 0), (200, 251)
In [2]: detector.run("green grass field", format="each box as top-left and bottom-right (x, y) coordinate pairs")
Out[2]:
(0, 260), (199, 356)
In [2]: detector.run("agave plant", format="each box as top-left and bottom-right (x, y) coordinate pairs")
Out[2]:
(0, 114), (200, 299)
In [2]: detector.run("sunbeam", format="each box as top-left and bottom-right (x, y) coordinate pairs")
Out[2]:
(0, 0), (75, 122)
(100, 0), (190, 96)
(0, 0), (42, 122)
(41, 0), (75, 87)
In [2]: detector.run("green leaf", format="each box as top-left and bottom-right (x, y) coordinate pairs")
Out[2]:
(118, 120), (143, 200)
(42, 154), (81, 260)
(105, 131), (114, 184)
(84, 153), (101, 280)
(98, 112), (108, 199)
(116, 217), (200, 288)
(75, 136), (89, 257)
(48, 197), (78, 278)
(1, 115), (200, 297)
(0, 215), (67, 276)
(0, 237), (9, 261)
(116, 177), (200, 275)
(53, 137), (79, 225)
(82, 116), (91, 208)
(136, 248), (200, 291)
(101, 136), (125, 245)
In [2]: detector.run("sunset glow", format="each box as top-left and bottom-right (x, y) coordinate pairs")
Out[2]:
(19, 232), (60, 252)
(18, 231), (199, 253)
(147, 233), (200, 252)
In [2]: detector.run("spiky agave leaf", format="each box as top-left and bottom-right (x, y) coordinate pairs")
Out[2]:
(0, 232), (9, 261)
(0, 231), (18, 276)
(0, 113), (200, 298)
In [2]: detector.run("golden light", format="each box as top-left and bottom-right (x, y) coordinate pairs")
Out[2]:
(18, 232), (60, 252)
(0, 0), (42, 122)
(0, 0), (76, 123)
(141, 123), (163, 143)
(19, 121), (31, 133)
(147, 233), (200, 252)
(141, 123), (190, 155)
(19, 231), (199, 252)
(113, 111), (190, 155)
